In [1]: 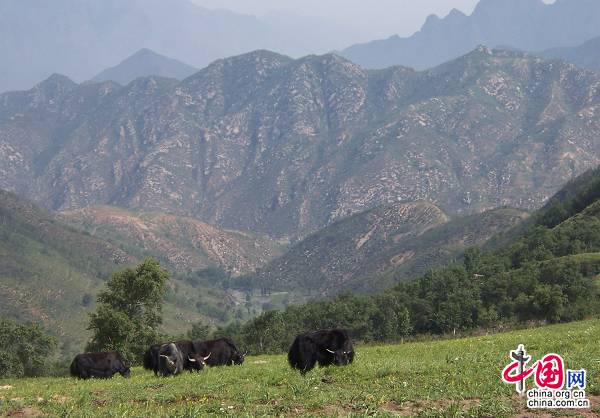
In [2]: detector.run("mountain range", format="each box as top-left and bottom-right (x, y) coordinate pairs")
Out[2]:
(341, 0), (600, 70)
(92, 49), (199, 85)
(2, 47), (600, 239)
(0, 0), (360, 93)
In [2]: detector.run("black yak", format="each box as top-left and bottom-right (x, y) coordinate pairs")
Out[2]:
(288, 329), (354, 374)
(192, 338), (244, 366)
(70, 351), (131, 379)
(144, 340), (210, 375)
(157, 342), (184, 376)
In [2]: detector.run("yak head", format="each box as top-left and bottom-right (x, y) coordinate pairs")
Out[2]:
(325, 348), (353, 365)
(120, 367), (132, 378)
(160, 354), (177, 372)
(187, 352), (211, 370)
(231, 350), (245, 365)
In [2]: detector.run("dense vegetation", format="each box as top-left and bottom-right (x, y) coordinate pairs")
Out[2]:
(0, 317), (56, 378)
(1, 320), (599, 417)
(222, 169), (600, 354)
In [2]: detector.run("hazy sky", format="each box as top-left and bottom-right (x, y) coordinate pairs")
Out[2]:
(192, 0), (555, 40)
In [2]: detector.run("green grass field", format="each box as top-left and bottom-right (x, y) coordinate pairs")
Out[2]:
(1, 320), (599, 417)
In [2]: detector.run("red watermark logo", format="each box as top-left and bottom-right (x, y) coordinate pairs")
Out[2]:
(501, 345), (589, 409)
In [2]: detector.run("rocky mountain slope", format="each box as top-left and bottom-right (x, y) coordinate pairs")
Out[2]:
(59, 206), (282, 274)
(341, 0), (600, 70)
(2, 47), (600, 239)
(92, 49), (198, 85)
(541, 36), (600, 72)
(251, 202), (527, 295)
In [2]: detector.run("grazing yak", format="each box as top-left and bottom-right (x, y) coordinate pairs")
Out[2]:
(192, 338), (245, 366)
(70, 351), (131, 379)
(157, 343), (184, 376)
(288, 329), (354, 374)
(144, 341), (210, 375)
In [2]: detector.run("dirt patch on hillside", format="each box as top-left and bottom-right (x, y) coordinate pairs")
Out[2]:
(5, 407), (45, 417)
(382, 398), (482, 416)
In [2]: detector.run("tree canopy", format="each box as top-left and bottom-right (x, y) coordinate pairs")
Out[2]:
(86, 258), (169, 363)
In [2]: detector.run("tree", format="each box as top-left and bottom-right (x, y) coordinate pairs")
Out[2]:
(0, 317), (56, 378)
(86, 258), (169, 364)
(187, 321), (212, 341)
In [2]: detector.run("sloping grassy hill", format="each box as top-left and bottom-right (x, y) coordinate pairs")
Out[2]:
(0, 191), (277, 355)
(1, 319), (598, 417)
(253, 202), (526, 295)
(0, 190), (137, 353)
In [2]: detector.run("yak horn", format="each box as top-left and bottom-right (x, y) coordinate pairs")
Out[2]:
(160, 355), (168, 359)
(203, 352), (211, 361)
(188, 356), (196, 362)
(326, 349), (335, 354)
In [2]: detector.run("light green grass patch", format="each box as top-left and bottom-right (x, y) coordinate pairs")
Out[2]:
(1, 320), (599, 417)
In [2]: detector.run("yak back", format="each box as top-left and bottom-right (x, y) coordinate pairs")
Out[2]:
(70, 351), (129, 379)
(192, 338), (241, 366)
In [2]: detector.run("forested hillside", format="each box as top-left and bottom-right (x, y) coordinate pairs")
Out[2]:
(228, 167), (600, 353)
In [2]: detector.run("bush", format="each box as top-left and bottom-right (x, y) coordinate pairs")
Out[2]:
(0, 317), (56, 378)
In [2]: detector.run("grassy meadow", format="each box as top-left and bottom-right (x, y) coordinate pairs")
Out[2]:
(1, 320), (599, 417)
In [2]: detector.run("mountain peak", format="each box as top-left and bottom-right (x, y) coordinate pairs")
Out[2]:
(92, 48), (198, 85)
(474, 45), (493, 55)
(220, 49), (292, 67)
(32, 74), (77, 96)
(38, 73), (77, 88)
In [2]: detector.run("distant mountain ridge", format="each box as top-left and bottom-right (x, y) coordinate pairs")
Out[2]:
(2, 47), (600, 239)
(540, 36), (600, 71)
(92, 49), (198, 85)
(0, 0), (361, 93)
(341, 0), (600, 70)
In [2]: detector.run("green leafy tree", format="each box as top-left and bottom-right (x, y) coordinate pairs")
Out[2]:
(86, 258), (169, 363)
(187, 321), (212, 341)
(0, 317), (56, 378)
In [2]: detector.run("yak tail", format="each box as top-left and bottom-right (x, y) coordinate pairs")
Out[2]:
(143, 348), (154, 370)
(69, 358), (79, 377)
(287, 337), (300, 369)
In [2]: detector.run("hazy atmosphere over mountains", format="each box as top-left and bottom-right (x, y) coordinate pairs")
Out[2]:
(341, 0), (600, 70)
(0, 0), (571, 94)
(0, 0), (359, 92)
